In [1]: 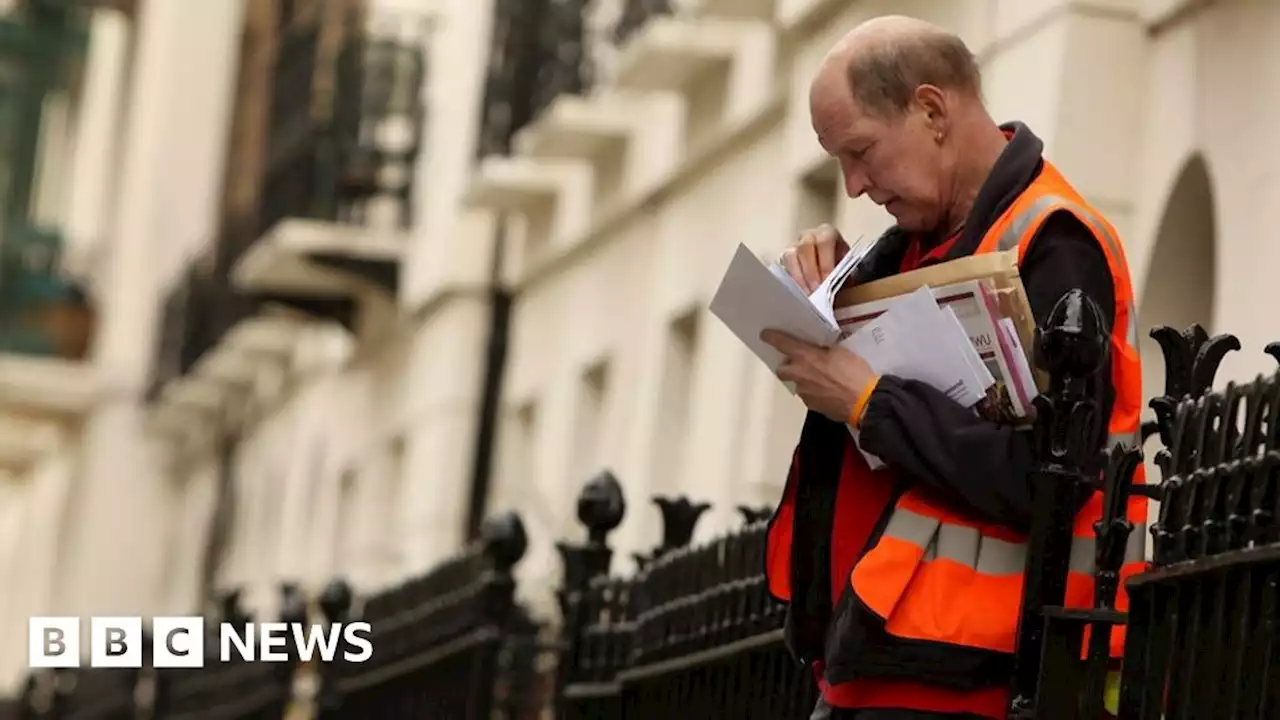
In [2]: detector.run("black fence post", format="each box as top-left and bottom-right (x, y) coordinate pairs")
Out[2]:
(554, 470), (626, 717)
(314, 579), (353, 720)
(472, 511), (529, 720)
(1009, 289), (1111, 718)
(278, 582), (309, 715)
(317, 576), (358, 717)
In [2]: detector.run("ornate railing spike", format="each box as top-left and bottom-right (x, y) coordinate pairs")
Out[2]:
(1146, 324), (1240, 446)
(653, 495), (711, 556)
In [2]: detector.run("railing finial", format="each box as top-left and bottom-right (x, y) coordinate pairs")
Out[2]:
(481, 510), (529, 573)
(577, 469), (626, 546)
(318, 579), (353, 623)
(1146, 323), (1240, 446)
(652, 495), (711, 555)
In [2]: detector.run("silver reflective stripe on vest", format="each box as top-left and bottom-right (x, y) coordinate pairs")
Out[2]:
(884, 507), (1147, 578)
(889, 508), (1026, 576)
(996, 193), (1140, 349)
(883, 507), (941, 549)
(995, 194), (1065, 252)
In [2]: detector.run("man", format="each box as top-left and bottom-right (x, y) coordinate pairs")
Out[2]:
(759, 16), (1147, 720)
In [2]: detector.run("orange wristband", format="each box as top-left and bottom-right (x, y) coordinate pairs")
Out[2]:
(849, 375), (881, 428)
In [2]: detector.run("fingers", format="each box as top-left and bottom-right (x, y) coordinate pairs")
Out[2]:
(796, 231), (822, 292)
(779, 246), (805, 291)
(783, 224), (845, 293)
(776, 361), (799, 384)
(760, 330), (821, 362)
(815, 227), (836, 281)
(760, 328), (797, 351)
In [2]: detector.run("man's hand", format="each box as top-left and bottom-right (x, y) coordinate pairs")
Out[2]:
(778, 223), (850, 294)
(761, 329), (875, 423)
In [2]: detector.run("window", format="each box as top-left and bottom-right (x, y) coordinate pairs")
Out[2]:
(570, 359), (610, 484)
(652, 309), (699, 495)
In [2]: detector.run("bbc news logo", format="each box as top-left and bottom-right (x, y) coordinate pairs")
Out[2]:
(29, 617), (373, 668)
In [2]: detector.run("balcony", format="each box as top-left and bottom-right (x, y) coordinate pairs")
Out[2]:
(467, 0), (603, 237)
(229, 15), (426, 318)
(476, 0), (593, 160)
(0, 224), (99, 423)
(146, 245), (313, 439)
(466, 0), (776, 261)
(610, 0), (776, 120)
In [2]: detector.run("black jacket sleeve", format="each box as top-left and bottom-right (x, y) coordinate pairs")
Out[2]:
(856, 211), (1116, 533)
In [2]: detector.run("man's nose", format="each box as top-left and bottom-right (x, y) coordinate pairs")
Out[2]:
(842, 165), (869, 199)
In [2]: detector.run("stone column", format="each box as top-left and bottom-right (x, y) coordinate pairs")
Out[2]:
(54, 0), (247, 623)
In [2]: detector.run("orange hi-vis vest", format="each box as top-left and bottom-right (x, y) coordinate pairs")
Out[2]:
(848, 160), (1149, 658)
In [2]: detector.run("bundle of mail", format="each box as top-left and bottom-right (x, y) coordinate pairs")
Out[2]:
(710, 241), (1040, 468)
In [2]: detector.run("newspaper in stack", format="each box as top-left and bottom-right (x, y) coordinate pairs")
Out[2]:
(836, 278), (1039, 428)
(709, 241), (1041, 467)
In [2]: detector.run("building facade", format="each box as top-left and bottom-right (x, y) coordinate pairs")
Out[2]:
(1, 0), (1277, 698)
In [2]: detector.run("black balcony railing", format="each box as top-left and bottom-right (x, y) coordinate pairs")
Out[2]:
(214, 12), (426, 283)
(612, 0), (674, 47)
(148, 269), (194, 402)
(146, 246), (260, 403)
(331, 25), (425, 229)
(476, 0), (595, 158)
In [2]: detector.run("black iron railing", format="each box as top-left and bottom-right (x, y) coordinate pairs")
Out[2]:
(20, 292), (1280, 718)
(313, 513), (543, 719)
(1115, 328), (1280, 719)
(13, 666), (137, 720)
(553, 473), (816, 718)
(151, 588), (304, 720)
(55, 666), (141, 720)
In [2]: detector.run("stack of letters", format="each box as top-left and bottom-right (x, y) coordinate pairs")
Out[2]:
(710, 241), (1040, 464)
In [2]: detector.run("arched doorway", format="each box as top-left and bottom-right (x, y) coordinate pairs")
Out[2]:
(1135, 155), (1216, 541)
(1137, 154), (1217, 413)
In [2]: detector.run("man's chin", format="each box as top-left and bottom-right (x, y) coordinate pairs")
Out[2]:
(889, 211), (921, 231)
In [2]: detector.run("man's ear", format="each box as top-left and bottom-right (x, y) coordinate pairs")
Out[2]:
(914, 84), (949, 135)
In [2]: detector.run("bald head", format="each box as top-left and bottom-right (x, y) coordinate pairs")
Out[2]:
(814, 15), (982, 119)
(808, 16), (1006, 234)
